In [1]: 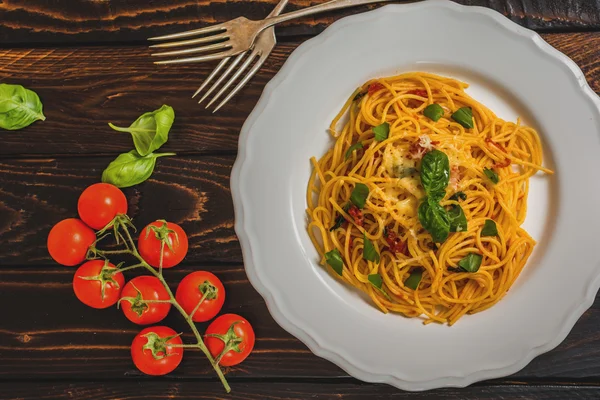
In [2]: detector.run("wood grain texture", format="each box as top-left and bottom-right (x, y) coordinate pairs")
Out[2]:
(0, 0), (599, 46)
(4, 381), (600, 400)
(2, 265), (600, 380)
(0, 156), (241, 266)
(1, 32), (600, 157)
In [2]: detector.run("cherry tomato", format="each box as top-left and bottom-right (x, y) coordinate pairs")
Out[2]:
(138, 220), (188, 269)
(131, 326), (183, 376)
(47, 218), (96, 266)
(205, 314), (255, 367)
(78, 183), (128, 230)
(73, 260), (124, 309)
(120, 276), (171, 325)
(176, 271), (225, 323)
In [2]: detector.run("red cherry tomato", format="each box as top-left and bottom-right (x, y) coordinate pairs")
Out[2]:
(47, 218), (96, 266)
(138, 220), (188, 269)
(73, 260), (124, 309)
(78, 183), (128, 230)
(205, 314), (255, 367)
(120, 276), (171, 325)
(131, 326), (183, 376)
(176, 271), (225, 323)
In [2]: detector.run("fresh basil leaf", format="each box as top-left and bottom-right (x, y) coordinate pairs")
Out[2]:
(420, 149), (450, 196)
(345, 142), (364, 160)
(483, 168), (499, 184)
(363, 234), (380, 263)
(373, 122), (389, 141)
(0, 83), (45, 131)
(448, 204), (468, 233)
(350, 183), (369, 209)
(109, 105), (175, 156)
(449, 191), (467, 202)
(423, 104), (444, 122)
(451, 107), (474, 129)
(368, 273), (383, 289)
(325, 249), (344, 276)
(418, 198), (450, 243)
(404, 269), (423, 290)
(330, 204), (350, 231)
(101, 150), (175, 188)
(457, 253), (483, 273)
(353, 91), (366, 101)
(481, 219), (498, 237)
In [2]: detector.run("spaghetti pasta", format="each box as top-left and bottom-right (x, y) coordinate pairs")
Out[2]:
(306, 72), (552, 325)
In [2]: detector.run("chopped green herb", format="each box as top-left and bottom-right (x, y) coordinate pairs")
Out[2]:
(363, 234), (380, 263)
(354, 91), (366, 101)
(484, 168), (499, 184)
(423, 104), (444, 122)
(404, 269), (423, 290)
(345, 142), (364, 160)
(451, 107), (474, 129)
(325, 249), (344, 276)
(330, 204), (350, 231)
(449, 191), (466, 202)
(373, 122), (390, 141)
(457, 253), (482, 273)
(448, 204), (467, 233)
(368, 273), (392, 300)
(481, 219), (498, 237)
(350, 183), (369, 209)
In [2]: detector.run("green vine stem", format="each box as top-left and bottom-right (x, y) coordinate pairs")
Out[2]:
(91, 215), (231, 393)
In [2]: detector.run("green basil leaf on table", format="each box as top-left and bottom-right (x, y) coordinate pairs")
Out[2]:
(108, 105), (175, 156)
(448, 204), (468, 233)
(404, 269), (423, 290)
(449, 191), (466, 202)
(345, 142), (364, 160)
(423, 104), (444, 122)
(325, 248), (344, 276)
(418, 197), (450, 243)
(350, 183), (369, 209)
(363, 234), (380, 263)
(451, 107), (474, 129)
(373, 122), (389, 141)
(0, 83), (45, 131)
(420, 149), (450, 196)
(457, 253), (483, 273)
(481, 219), (498, 237)
(101, 150), (175, 188)
(484, 167), (499, 184)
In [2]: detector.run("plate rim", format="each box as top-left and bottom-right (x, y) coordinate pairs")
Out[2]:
(230, 0), (600, 390)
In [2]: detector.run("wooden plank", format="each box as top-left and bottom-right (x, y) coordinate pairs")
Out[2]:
(3, 381), (600, 400)
(2, 265), (600, 380)
(0, 0), (598, 46)
(1, 32), (600, 157)
(0, 155), (242, 266)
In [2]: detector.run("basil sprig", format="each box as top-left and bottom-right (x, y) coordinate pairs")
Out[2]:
(0, 83), (45, 130)
(418, 198), (450, 243)
(420, 150), (449, 199)
(109, 105), (174, 156)
(448, 204), (467, 233)
(101, 150), (175, 188)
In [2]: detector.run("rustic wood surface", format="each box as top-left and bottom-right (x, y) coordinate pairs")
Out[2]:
(2, 1), (600, 399)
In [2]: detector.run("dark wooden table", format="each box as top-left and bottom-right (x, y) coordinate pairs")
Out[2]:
(1, 1), (600, 399)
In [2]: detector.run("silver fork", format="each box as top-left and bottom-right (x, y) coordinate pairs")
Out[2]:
(192, 0), (289, 113)
(149, 0), (391, 65)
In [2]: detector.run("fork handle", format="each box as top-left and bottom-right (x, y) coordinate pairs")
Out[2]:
(270, 0), (290, 16)
(259, 0), (393, 30)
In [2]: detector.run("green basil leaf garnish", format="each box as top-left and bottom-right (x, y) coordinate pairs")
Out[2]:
(330, 204), (350, 231)
(420, 149), (450, 196)
(325, 248), (344, 276)
(448, 204), (468, 233)
(109, 105), (174, 157)
(481, 219), (498, 237)
(363, 234), (380, 263)
(418, 197), (450, 243)
(449, 191), (466, 202)
(368, 273), (383, 289)
(457, 253), (483, 273)
(373, 122), (389, 141)
(350, 183), (369, 209)
(483, 168), (499, 184)
(101, 150), (175, 188)
(404, 269), (423, 290)
(353, 91), (366, 101)
(345, 142), (364, 160)
(451, 107), (474, 129)
(423, 104), (444, 122)
(0, 83), (45, 131)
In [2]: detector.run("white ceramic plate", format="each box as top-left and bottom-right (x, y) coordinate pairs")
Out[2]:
(231, 0), (600, 390)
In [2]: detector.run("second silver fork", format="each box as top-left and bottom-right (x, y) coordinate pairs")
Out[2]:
(192, 0), (288, 113)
